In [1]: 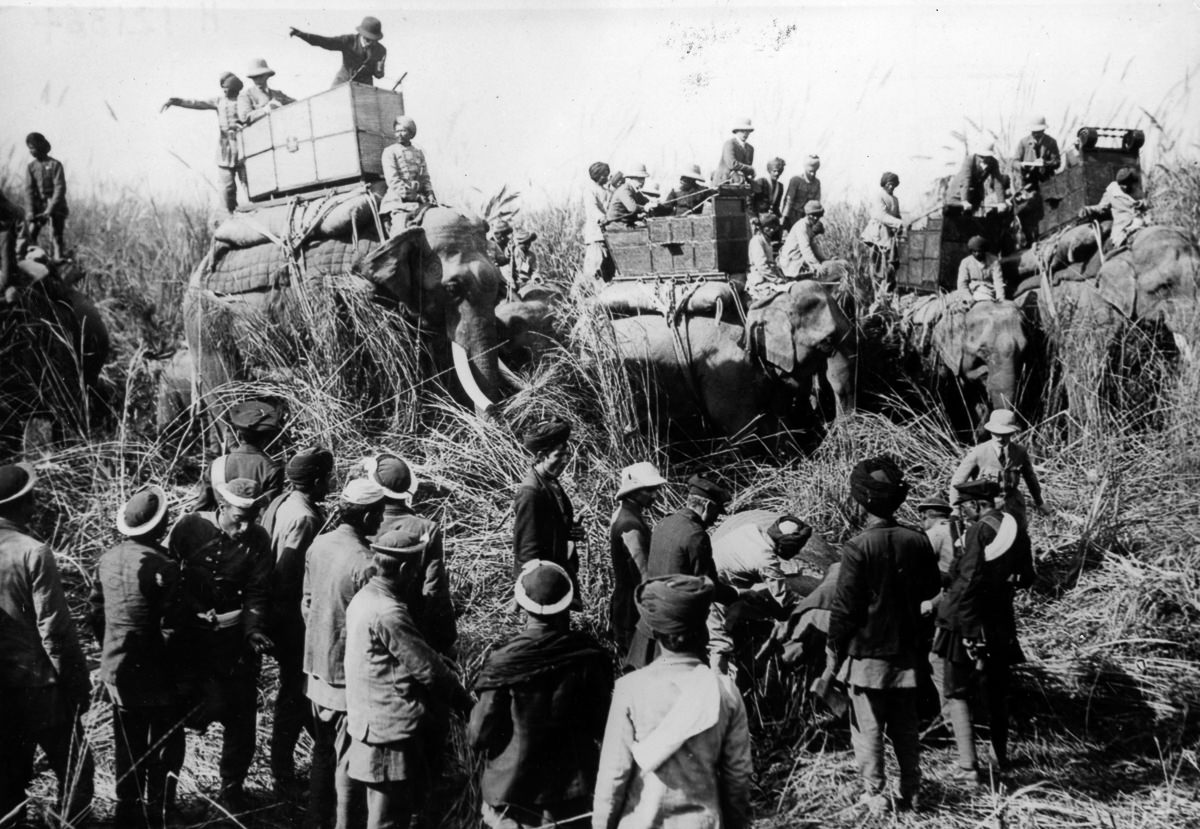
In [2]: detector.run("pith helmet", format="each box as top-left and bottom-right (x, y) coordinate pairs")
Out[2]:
(616, 462), (667, 499)
(983, 409), (1021, 435)
(1029, 116), (1048, 131)
(116, 485), (169, 537)
(625, 163), (649, 180)
(679, 163), (707, 183)
(731, 117), (755, 133)
(245, 58), (276, 79)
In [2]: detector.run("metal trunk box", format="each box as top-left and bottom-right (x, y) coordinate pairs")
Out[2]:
(241, 83), (405, 202)
(895, 215), (969, 293)
(607, 196), (749, 278)
(1040, 127), (1142, 236)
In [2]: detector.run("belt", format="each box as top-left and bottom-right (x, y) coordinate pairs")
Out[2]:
(196, 608), (244, 629)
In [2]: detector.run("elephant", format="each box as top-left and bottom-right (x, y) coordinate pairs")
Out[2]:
(0, 259), (109, 455)
(606, 280), (856, 446)
(494, 296), (559, 370)
(175, 207), (510, 432)
(899, 296), (1034, 438)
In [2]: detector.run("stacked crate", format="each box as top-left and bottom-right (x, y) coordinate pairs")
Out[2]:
(607, 196), (750, 279)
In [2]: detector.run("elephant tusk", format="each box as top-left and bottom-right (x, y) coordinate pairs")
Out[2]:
(451, 340), (495, 416)
(1173, 332), (1194, 363)
(498, 358), (529, 391)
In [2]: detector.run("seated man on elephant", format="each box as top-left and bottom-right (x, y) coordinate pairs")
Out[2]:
(605, 164), (656, 226)
(780, 200), (838, 279)
(1078, 167), (1148, 251)
(665, 164), (714, 216)
(956, 236), (1006, 304)
(487, 218), (514, 268)
(379, 116), (437, 235)
(747, 212), (789, 301)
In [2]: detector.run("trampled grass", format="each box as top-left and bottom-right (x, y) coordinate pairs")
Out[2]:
(10, 151), (1200, 829)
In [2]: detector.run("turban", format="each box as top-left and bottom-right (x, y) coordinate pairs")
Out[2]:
(766, 157), (786, 173)
(589, 162), (611, 184)
(849, 456), (909, 514)
(967, 235), (988, 253)
(25, 132), (50, 153)
(767, 514), (811, 559)
(880, 171), (900, 188)
(286, 447), (334, 485)
(635, 575), (714, 638)
(523, 418), (572, 454)
(1116, 167), (1137, 185)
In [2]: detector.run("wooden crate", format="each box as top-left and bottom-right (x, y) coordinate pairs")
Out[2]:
(1041, 150), (1140, 236)
(895, 214), (970, 293)
(607, 197), (749, 278)
(241, 83), (405, 202)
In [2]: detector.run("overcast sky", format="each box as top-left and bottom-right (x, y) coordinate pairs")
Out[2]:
(1, 1), (1197, 216)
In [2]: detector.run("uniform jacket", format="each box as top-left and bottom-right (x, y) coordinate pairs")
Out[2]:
(779, 218), (825, 276)
(377, 505), (457, 655)
(211, 443), (285, 506)
(605, 183), (649, 226)
(167, 511), (273, 637)
(949, 439), (1044, 514)
(609, 501), (651, 647)
(951, 154), (1008, 209)
(646, 509), (736, 605)
(379, 142), (436, 212)
(88, 538), (182, 706)
(751, 176), (783, 216)
(591, 654), (752, 829)
(780, 174), (821, 226)
(262, 490), (324, 638)
(26, 157), (68, 218)
(295, 31), (387, 86)
(583, 181), (611, 243)
(860, 187), (903, 248)
(956, 253), (1005, 301)
(1012, 133), (1061, 190)
(512, 468), (576, 586)
(827, 517), (941, 663)
(666, 181), (713, 216)
(303, 523), (377, 711)
(714, 138), (754, 185)
(344, 577), (471, 745)
(0, 518), (88, 698)
(469, 623), (611, 811)
(936, 509), (1034, 665)
(237, 84), (295, 124)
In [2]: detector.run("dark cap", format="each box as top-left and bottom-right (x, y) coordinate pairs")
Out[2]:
(1115, 167), (1138, 185)
(228, 400), (280, 432)
(916, 495), (953, 514)
(286, 447), (334, 485)
(687, 474), (730, 505)
(967, 235), (988, 253)
(767, 514), (811, 558)
(955, 479), (1001, 504)
(849, 456), (910, 514)
(357, 15), (384, 40)
(370, 527), (429, 558)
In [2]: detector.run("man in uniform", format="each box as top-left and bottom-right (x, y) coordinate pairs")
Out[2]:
(0, 462), (94, 827)
(956, 236), (1006, 304)
(161, 72), (246, 213)
(665, 164), (714, 215)
(513, 419), (584, 603)
(291, 16), (387, 87)
(752, 157), (786, 217)
(608, 462), (667, 652)
(604, 164), (654, 226)
(237, 58), (295, 124)
(714, 118), (756, 186)
(781, 154), (822, 230)
(303, 476), (387, 829)
(201, 399), (285, 510)
(779, 200), (832, 278)
(625, 475), (738, 670)
(828, 457), (941, 814)
(582, 162), (615, 282)
(1079, 167), (1148, 250)
(380, 116), (437, 234)
(470, 561), (611, 828)
(90, 485), (185, 828)
(365, 452), (457, 655)
(1011, 116), (1061, 244)
(169, 477), (275, 810)
(261, 447), (335, 794)
(344, 527), (474, 829)
(950, 408), (1050, 530)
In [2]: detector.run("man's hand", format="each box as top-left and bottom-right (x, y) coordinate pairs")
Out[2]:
(920, 599), (934, 617)
(289, 26), (301, 37)
(1035, 502), (1053, 517)
(160, 98), (179, 113)
(247, 631), (274, 654)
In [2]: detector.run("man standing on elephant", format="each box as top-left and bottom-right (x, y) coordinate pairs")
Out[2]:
(261, 447), (334, 796)
(609, 462), (667, 652)
(625, 475), (738, 671)
(290, 16), (387, 87)
(950, 144), (1011, 252)
(514, 419), (584, 604)
(169, 477), (275, 811)
(752, 157), (786, 218)
(237, 58), (295, 124)
(714, 118), (756, 186)
(781, 154), (822, 231)
(1011, 117), (1061, 244)
(956, 236), (1006, 304)
(365, 452), (457, 655)
(828, 457), (941, 814)
(161, 72), (246, 213)
(780, 200), (832, 278)
(380, 115), (437, 234)
(21, 132), (70, 261)
(582, 162), (615, 282)
(950, 409), (1050, 530)
(861, 172), (906, 284)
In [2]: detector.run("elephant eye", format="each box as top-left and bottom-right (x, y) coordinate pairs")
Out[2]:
(443, 277), (467, 299)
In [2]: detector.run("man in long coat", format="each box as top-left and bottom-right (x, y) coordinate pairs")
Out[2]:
(290, 16), (387, 86)
(1011, 116), (1061, 243)
(608, 462), (666, 651)
(714, 118), (756, 185)
(513, 419), (582, 600)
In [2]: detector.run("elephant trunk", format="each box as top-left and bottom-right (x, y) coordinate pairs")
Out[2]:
(984, 349), (1020, 411)
(449, 310), (506, 415)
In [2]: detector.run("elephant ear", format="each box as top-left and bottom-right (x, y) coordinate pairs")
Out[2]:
(931, 307), (966, 375)
(1096, 258), (1137, 319)
(751, 305), (795, 374)
(359, 226), (433, 312)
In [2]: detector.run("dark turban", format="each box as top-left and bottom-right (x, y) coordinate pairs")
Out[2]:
(589, 162), (611, 185)
(1116, 167), (1138, 185)
(767, 514), (811, 559)
(880, 171), (900, 188)
(967, 235), (987, 253)
(286, 447), (334, 485)
(26, 132), (50, 154)
(635, 575), (714, 637)
(849, 456), (910, 515)
(522, 418), (572, 454)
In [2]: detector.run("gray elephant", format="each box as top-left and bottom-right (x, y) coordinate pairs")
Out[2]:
(607, 280), (856, 444)
(899, 296), (1035, 436)
(1, 258), (109, 454)
(175, 207), (510, 430)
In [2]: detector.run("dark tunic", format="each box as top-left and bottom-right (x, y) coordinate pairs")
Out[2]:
(376, 505), (457, 655)
(89, 539), (182, 707)
(512, 468), (577, 591)
(469, 624), (611, 814)
(609, 502), (651, 650)
(221, 444), (285, 504)
(294, 31), (387, 86)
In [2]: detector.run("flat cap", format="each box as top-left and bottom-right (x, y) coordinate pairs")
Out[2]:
(687, 474), (730, 505)
(955, 478), (1002, 504)
(228, 400), (280, 432)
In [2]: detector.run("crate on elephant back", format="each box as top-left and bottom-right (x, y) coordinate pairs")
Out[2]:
(895, 213), (972, 293)
(241, 83), (405, 202)
(607, 194), (750, 279)
(1040, 127), (1143, 237)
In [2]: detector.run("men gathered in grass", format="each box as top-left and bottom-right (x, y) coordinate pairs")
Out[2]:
(6, 395), (1059, 823)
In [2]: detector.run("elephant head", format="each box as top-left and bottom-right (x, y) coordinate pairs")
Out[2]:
(745, 281), (857, 415)
(959, 301), (1029, 412)
(494, 297), (558, 371)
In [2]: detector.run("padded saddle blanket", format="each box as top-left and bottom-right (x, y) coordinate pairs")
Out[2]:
(201, 237), (379, 296)
(213, 188), (385, 249)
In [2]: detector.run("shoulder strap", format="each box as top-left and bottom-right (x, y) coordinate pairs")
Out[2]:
(211, 455), (227, 492)
(983, 513), (1018, 561)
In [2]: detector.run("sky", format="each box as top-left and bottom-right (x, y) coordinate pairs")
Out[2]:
(1, 1), (1197, 217)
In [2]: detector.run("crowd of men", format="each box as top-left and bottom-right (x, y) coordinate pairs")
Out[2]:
(0, 391), (1055, 827)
